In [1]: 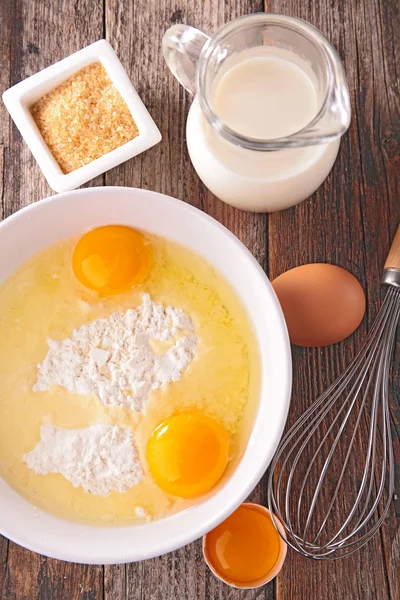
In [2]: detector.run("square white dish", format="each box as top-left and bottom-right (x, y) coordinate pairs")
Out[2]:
(2, 40), (162, 193)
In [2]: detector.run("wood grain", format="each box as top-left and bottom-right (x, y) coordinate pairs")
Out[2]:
(0, 0), (399, 598)
(265, 2), (400, 600)
(1, 1), (105, 599)
(0, 0), (11, 587)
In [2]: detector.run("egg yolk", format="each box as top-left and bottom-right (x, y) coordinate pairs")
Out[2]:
(204, 504), (282, 585)
(146, 413), (229, 498)
(72, 225), (150, 295)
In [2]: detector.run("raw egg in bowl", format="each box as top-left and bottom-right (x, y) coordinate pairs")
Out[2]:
(0, 187), (291, 564)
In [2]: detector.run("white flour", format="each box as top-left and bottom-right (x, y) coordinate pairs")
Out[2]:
(33, 294), (197, 411)
(24, 424), (143, 496)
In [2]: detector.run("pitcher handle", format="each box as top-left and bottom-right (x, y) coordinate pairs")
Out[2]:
(162, 25), (210, 95)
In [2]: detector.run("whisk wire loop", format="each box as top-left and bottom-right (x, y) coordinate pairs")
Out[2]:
(268, 287), (400, 559)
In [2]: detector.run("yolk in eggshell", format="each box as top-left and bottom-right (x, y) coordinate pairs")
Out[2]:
(146, 413), (229, 498)
(204, 504), (283, 586)
(72, 225), (150, 295)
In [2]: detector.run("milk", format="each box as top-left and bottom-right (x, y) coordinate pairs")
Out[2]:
(214, 56), (318, 140)
(186, 51), (340, 212)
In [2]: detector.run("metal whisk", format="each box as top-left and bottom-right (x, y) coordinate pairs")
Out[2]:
(268, 226), (400, 559)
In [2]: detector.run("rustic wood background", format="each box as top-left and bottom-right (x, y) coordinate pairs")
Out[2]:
(0, 0), (399, 598)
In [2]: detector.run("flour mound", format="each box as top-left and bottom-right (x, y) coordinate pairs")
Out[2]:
(33, 294), (197, 411)
(24, 424), (143, 496)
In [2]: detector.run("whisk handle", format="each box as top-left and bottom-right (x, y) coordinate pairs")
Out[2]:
(382, 225), (400, 288)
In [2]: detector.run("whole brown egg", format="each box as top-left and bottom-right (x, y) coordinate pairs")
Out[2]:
(272, 264), (366, 347)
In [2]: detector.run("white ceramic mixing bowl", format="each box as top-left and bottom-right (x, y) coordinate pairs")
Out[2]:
(0, 187), (291, 564)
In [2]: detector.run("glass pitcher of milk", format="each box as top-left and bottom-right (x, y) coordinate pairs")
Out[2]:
(163, 14), (351, 212)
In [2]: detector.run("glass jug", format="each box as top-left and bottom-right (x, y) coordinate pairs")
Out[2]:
(163, 14), (351, 213)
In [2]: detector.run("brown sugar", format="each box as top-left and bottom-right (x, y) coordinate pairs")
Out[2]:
(31, 62), (139, 174)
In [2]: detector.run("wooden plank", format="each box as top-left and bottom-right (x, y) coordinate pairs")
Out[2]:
(2, 545), (40, 600)
(2, 0), (105, 220)
(0, 0), (11, 585)
(36, 559), (103, 600)
(365, 0), (400, 596)
(264, 0), (399, 599)
(0, 0), (12, 147)
(104, 1), (271, 599)
(1, 0), (105, 598)
(104, 564), (126, 599)
(0, 535), (8, 600)
(2, 545), (104, 600)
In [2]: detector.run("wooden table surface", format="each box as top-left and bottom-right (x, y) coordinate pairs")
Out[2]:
(1, 0), (399, 598)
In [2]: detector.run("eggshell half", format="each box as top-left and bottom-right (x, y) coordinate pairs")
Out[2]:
(202, 504), (287, 589)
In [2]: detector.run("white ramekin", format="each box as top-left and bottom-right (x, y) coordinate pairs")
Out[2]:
(2, 41), (161, 193)
(0, 187), (291, 564)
